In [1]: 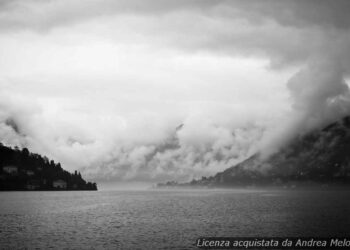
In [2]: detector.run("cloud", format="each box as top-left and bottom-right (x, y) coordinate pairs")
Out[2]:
(2, 1), (350, 69)
(288, 59), (350, 123)
(2, 1), (350, 31)
(0, 0), (350, 183)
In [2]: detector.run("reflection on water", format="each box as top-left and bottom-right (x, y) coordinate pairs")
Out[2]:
(0, 189), (349, 249)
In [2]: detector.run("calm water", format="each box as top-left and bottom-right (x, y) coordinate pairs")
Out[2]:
(0, 189), (349, 249)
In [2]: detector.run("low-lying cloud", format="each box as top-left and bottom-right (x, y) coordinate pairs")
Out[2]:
(0, 0), (349, 183)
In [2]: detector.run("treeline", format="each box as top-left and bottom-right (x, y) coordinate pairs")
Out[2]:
(0, 143), (97, 191)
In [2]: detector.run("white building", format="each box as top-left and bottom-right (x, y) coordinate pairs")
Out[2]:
(26, 180), (40, 190)
(2, 165), (18, 175)
(26, 170), (35, 176)
(53, 179), (67, 189)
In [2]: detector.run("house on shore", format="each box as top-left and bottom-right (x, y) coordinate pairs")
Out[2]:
(2, 165), (18, 175)
(26, 170), (35, 176)
(53, 179), (67, 189)
(26, 180), (41, 190)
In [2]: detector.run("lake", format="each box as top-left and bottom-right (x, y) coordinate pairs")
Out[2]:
(0, 189), (349, 249)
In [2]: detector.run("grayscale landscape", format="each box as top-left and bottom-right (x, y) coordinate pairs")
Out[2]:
(0, 0), (350, 249)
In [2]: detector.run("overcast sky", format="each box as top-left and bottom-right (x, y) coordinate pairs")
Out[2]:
(1, 0), (350, 184)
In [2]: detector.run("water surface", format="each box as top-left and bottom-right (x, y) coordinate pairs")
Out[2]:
(0, 189), (349, 249)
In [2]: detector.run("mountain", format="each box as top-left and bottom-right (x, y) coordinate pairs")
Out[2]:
(0, 143), (97, 191)
(158, 116), (350, 188)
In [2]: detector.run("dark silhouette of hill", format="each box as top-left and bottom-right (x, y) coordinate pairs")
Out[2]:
(0, 143), (97, 191)
(158, 116), (350, 188)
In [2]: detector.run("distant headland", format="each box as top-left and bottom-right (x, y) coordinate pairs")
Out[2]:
(0, 143), (97, 191)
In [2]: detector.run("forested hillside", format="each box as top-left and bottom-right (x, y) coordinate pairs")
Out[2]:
(0, 143), (97, 191)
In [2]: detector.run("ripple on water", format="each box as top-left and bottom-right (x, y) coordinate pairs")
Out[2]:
(0, 189), (349, 249)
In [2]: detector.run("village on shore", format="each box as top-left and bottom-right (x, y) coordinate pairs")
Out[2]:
(0, 143), (97, 191)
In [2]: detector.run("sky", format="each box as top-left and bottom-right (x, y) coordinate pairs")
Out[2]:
(1, 0), (350, 185)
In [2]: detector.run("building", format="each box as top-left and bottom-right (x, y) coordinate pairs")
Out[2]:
(52, 179), (67, 189)
(26, 180), (40, 190)
(26, 170), (35, 176)
(2, 165), (18, 175)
